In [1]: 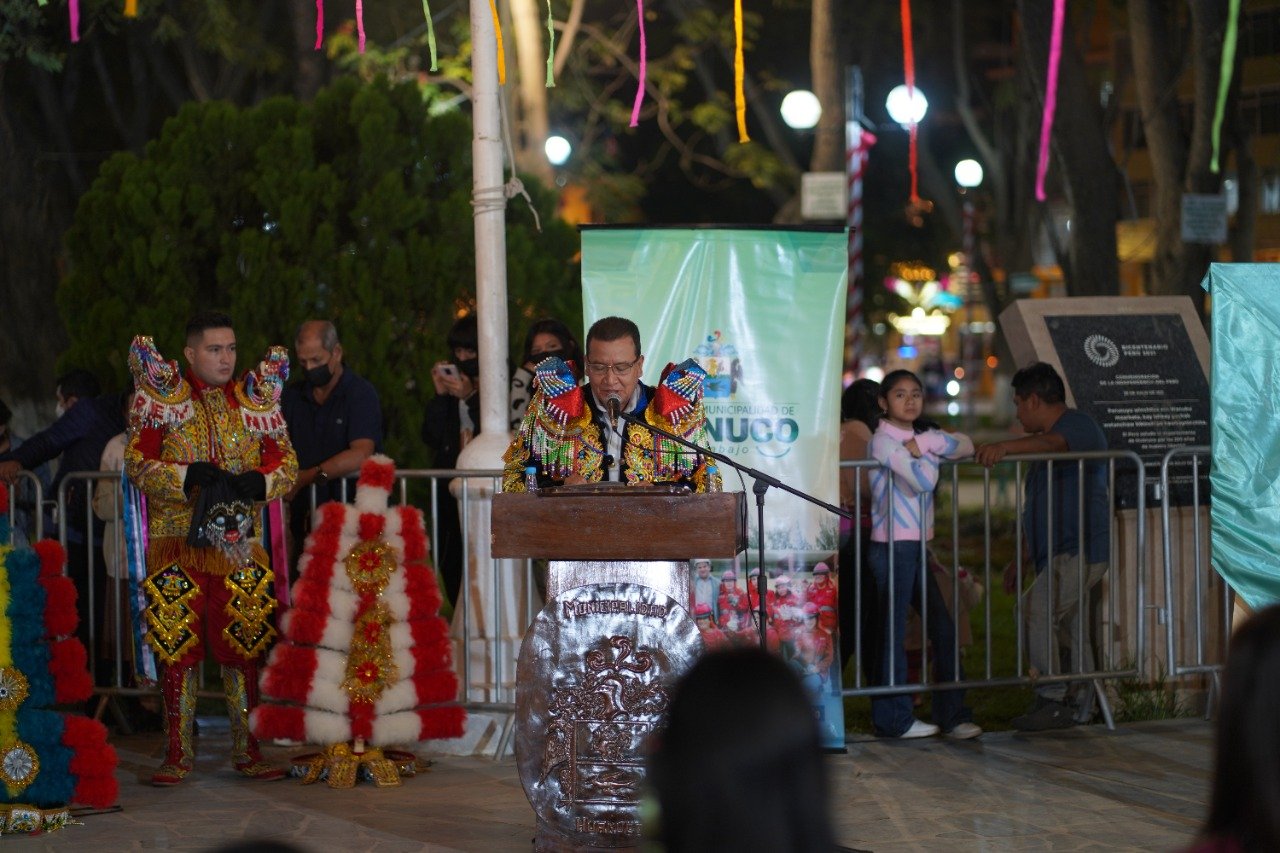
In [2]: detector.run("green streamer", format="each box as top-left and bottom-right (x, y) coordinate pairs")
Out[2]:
(37, 0), (48, 6)
(545, 0), (556, 87)
(1210, 0), (1241, 174)
(422, 0), (438, 71)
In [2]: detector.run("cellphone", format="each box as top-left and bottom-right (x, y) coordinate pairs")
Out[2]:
(435, 364), (459, 380)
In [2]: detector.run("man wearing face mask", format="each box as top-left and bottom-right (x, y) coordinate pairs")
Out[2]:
(281, 320), (382, 567)
(421, 314), (482, 608)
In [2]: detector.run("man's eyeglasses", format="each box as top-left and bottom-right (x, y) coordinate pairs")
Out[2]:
(585, 360), (638, 377)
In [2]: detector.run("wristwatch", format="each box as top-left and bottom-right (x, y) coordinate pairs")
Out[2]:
(314, 468), (330, 484)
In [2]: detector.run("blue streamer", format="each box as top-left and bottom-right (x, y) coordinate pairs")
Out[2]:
(122, 476), (156, 685)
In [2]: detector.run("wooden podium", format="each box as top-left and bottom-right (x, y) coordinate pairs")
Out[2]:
(492, 486), (746, 851)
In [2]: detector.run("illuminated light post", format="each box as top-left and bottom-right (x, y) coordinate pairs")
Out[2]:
(780, 89), (822, 130)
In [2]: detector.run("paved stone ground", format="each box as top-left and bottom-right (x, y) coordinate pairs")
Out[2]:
(30, 716), (1210, 851)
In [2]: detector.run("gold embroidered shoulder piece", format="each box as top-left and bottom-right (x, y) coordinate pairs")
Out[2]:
(127, 335), (194, 430)
(235, 345), (290, 436)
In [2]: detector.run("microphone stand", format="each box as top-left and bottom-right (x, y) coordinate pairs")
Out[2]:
(617, 409), (853, 652)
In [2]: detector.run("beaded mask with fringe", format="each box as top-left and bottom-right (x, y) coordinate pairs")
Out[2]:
(644, 359), (711, 480)
(524, 356), (596, 480)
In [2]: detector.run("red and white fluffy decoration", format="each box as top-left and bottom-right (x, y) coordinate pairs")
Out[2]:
(252, 455), (464, 747)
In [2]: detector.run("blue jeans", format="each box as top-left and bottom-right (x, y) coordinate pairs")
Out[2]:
(869, 540), (972, 737)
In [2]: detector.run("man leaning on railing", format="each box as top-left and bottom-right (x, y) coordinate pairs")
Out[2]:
(974, 362), (1111, 732)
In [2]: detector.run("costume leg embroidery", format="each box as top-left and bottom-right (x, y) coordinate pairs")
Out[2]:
(152, 665), (196, 786)
(143, 563), (201, 665)
(221, 664), (285, 781)
(221, 562), (278, 660)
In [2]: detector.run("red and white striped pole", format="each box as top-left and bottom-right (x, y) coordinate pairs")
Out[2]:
(846, 67), (875, 376)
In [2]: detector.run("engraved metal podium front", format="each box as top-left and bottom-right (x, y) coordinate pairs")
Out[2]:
(492, 487), (746, 851)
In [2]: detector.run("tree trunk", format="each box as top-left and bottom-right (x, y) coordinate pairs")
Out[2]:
(1020, 0), (1120, 296)
(1127, 0), (1188, 299)
(288, 0), (326, 101)
(1179, 1), (1230, 315)
(808, 0), (842, 173)
(0, 66), (71, 405)
(1226, 36), (1257, 265)
(509, 0), (552, 184)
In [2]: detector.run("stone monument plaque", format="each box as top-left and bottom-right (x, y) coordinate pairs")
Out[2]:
(1002, 298), (1210, 507)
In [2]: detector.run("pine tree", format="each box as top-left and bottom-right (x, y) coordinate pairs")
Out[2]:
(59, 75), (581, 465)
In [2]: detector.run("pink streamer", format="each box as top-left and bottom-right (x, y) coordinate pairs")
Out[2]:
(1034, 0), (1066, 202)
(70, 0), (80, 43)
(629, 0), (647, 128)
(356, 0), (366, 53)
(268, 500), (290, 607)
(315, 0), (324, 50)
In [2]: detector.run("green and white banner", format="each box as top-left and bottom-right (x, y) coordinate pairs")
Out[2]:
(581, 225), (848, 748)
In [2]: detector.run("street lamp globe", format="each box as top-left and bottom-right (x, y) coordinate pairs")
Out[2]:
(885, 84), (928, 126)
(545, 135), (572, 166)
(780, 90), (822, 130)
(955, 159), (984, 188)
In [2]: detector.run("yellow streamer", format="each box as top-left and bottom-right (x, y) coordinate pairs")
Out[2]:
(733, 0), (749, 142)
(124, 0), (138, 17)
(488, 0), (507, 85)
(0, 546), (11, 669)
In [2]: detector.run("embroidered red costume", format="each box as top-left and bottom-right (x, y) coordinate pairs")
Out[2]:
(124, 335), (298, 786)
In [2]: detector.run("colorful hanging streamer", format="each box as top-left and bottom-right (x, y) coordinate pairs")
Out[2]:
(124, 0), (137, 17)
(630, 0), (647, 127)
(315, 0), (324, 50)
(356, 0), (366, 53)
(901, 0), (917, 201)
(733, 0), (749, 142)
(70, 0), (80, 43)
(266, 501), (290, 607)
(122, 475), (156, 685)
(423, 0), (438, 71)
(1211, 0), (1241, 173)
(1034, 0), (1066, 202)
(545, 0), (556, 87)
(488, 0), (507, 85)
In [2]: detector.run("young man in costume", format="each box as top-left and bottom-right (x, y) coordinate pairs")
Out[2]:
(502, 315), (720, 492)
(124, 311), (298, 786)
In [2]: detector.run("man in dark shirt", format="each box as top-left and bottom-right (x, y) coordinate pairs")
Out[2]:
(0, 369), (127, 679)
(975, 362), (1110, 731)
(282, 321), (382, 566)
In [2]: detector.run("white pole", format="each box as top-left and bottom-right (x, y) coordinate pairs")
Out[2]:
(450, 0), (524, 721)
(463, 0), (512, 454)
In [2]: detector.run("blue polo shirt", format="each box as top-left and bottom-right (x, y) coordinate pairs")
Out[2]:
(1022, 409), (1111, 570)
(281, 368), (382, 503)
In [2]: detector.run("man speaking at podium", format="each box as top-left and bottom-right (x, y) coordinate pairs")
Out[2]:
(502, 316), (720, 492)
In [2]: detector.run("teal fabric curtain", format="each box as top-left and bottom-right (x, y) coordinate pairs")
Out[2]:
(1206, 262), (1280, 609)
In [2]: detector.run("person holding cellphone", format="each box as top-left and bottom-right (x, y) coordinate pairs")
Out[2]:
(422, 315), (481, 609)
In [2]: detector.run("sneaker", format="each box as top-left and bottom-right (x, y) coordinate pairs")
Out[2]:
(945, 722), (983, 740)
(897, 719), (940, 739)
(1012, 698), (1075, 731)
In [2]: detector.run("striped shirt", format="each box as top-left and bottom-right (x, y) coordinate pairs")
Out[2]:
(868, 421), (974, 543)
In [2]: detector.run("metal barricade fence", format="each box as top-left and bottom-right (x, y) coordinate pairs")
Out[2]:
(839, 450), (1149, 730)
(1158, 446), (1227, 714)
(51, 468), (535, 722)
(4, 469), (46, 544)
(34, 449), (1227, 730)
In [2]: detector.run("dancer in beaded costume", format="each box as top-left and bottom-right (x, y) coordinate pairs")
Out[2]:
(124, 313), (298, 786)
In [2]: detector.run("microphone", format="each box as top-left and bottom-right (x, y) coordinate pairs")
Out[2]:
(606, 394), (622, 429)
